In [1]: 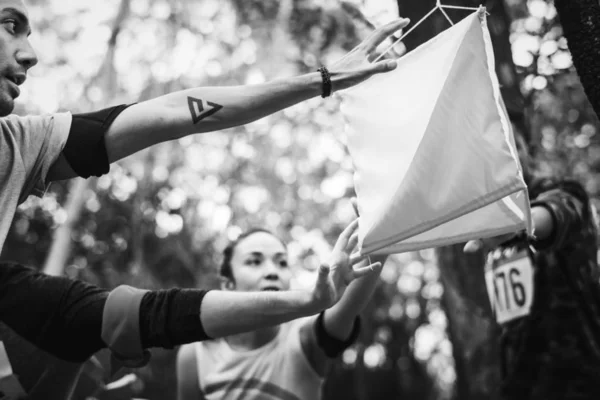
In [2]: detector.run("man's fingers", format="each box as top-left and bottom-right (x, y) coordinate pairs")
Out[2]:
(363, 18), (410, 53)
(367, 43), (406, 62)
(369, 59), (398, 75)
(368, 52), (389, 63)
(392, 41), (407, 57)
(353, 262), (382, 278)
(347, 232), (359, 253)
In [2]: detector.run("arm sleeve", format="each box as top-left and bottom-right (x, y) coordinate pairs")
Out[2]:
(554, 0), (600, 117)
(2, 113), (72, 198)
(65, 104), (133, 178)
(313, 312), (361, 358)
(0, 262), (107, 363)
(529, 179), (590, 251)
(139, 289), (211, 348)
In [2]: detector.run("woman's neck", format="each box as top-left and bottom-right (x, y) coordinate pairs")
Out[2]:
(225, 325), (281, 351)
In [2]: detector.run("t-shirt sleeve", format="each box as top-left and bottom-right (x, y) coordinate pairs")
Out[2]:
(2, 112), (72, 198)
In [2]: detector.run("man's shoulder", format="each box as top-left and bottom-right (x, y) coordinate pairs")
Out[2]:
(0, 113), (72, 146)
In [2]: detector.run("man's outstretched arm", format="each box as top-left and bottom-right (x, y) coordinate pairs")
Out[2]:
(46, 18), (409, 181)
(0, 256), (375, 364)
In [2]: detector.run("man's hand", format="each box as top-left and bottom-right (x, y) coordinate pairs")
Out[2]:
(310, 219), (382, 310)
(329, 18), (410, 93)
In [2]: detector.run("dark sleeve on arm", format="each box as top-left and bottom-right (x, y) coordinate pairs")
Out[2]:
(530, 180), (589, 251)
(554, 0), (600, 117)
(102, 287), (212, 371)
(0, 263), (211, 366)
(139, 289), (211, 349)
(313, 312), (361, 358)
(0, 262), (108, 363)
(64, 104), (133, 178)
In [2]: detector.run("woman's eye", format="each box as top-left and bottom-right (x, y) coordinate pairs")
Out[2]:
(246, 259), (260, 266)
(279, 261), (288, 268)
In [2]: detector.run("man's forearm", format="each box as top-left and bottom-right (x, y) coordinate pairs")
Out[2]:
(200, 290), (321, 339)
(104, 73), (322, 162)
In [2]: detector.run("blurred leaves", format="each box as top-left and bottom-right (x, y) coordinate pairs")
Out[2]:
(3, 0), (599, 399)
(3, 0), (450, 398)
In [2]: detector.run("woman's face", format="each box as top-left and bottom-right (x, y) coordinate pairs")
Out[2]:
(228, 232), (292, 292)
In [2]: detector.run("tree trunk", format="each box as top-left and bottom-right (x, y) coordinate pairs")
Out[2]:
(438, 247), (501, 400)
(42, 178), (89, 276)
(42, 0), (132, 278)
(395, 1), (526, 399)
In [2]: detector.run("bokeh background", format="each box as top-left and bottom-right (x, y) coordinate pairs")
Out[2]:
(2, 0), (598, 399)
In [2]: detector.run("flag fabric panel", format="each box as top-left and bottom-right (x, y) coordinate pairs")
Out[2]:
(340, 10), (532, 255)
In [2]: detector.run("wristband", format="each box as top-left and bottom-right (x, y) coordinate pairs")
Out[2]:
(317, 66), (332, 98)
(314, 311), (361, 358)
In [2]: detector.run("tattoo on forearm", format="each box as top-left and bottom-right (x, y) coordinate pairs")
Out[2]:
(187, 96), (223, 124)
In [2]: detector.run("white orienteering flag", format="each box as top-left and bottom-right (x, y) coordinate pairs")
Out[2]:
(340, 10), (533, 255)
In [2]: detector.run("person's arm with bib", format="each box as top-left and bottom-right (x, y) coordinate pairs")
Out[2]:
(464, 179), (589, 254)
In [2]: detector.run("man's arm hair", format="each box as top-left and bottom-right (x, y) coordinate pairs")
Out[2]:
(46, 18), (411, 181)
(47, 74), (322, 182)
(103, 75), (322, 162)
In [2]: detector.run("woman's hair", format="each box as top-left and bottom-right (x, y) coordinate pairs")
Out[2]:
(220, 228), (286, 282)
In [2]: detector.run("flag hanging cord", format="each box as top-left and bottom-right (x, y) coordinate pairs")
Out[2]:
(374, 2), (486, 63)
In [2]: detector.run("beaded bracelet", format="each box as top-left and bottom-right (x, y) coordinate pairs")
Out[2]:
(317, 66), (332, 98)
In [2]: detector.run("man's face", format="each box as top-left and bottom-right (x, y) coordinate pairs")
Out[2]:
(0, 0), (37, 116)
(228, 232), (292, 293)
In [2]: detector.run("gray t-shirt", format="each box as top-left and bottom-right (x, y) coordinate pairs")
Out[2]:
(0, 113), (72, 253)
(0, 113), (76, 398)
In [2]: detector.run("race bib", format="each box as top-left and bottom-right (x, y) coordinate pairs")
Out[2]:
(485, 250), (534, 324)
(0, 342), (26, 400)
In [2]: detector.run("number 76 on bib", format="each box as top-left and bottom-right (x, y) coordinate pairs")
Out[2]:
(484, 251), (535, 325)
